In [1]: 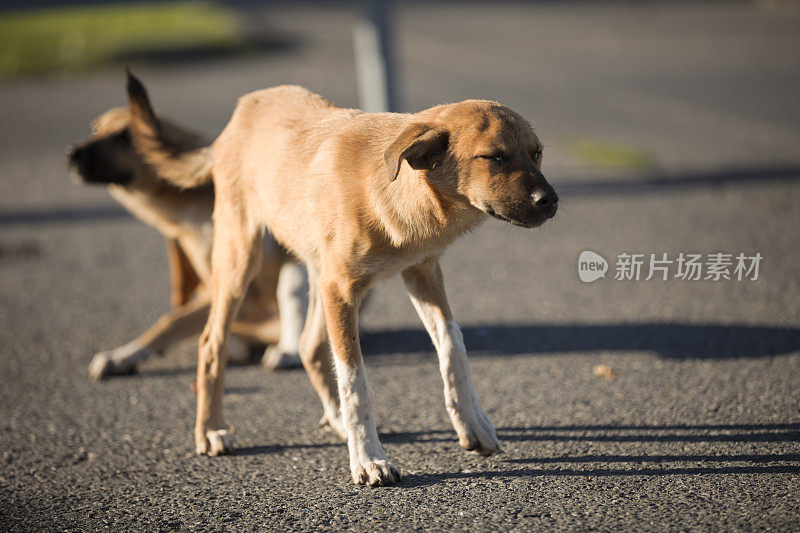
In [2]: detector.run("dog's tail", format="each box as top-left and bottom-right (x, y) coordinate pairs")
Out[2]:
(126, 70), (213, 189)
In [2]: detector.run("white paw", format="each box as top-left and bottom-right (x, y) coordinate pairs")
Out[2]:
(195, 429), (234, 456)
(262, 345), (302, 370)
(227, 335), (251, 365)
(319, 412), (348, 441)
(87, 348), (141, 380)
(351, 458), (401, 486)
(451, 401), (500, 456)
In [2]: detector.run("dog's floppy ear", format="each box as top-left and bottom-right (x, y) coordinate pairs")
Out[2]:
(126, 68), (161, 139)
(385, 123), (449, 181)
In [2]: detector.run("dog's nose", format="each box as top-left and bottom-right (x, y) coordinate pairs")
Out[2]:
(69, 146), (87, 164)
(532, 188), (558, 208)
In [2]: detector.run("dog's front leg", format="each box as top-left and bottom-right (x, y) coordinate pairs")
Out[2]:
(297, 269), (345, 440)
(402, 258), (499, 456)
(88, 297), (210, 380)
(320, 276), (400, 486)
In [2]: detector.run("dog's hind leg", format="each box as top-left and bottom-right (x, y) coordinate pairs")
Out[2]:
(401, 257), (499, 456)
(194, 214), (263, 457)
(296, 267), (345, 440)
(263, 261), (308, 370)
(165, 239), (202, 307)
(321, 274), (400, 486)
(88, 297), (210, 380)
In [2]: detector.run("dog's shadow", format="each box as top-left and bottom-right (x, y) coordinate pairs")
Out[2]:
(233, 422), (800, 485)
(131, 321), (800, 378)
(235, 441), (338, 456)
(390, 422), (800, 487)
(361, 322), (800, 360)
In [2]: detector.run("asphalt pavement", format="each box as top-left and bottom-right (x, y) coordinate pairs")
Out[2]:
(1, 1), (799, 530)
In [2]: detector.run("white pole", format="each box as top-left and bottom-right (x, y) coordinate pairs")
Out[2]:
(353, 0), (397, 113)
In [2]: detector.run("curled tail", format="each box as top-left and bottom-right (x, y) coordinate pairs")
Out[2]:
(126, 70), (213, 189)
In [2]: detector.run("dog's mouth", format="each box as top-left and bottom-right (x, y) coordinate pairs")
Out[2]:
(68, 164), (87, 185)
(483, 206), (544, 228)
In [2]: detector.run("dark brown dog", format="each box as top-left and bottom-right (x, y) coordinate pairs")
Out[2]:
(67, 92), (310, 383)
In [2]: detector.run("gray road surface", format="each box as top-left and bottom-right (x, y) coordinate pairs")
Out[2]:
(1, 1), (799, 530)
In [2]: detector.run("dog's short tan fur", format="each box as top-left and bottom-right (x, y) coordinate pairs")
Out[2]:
(128, 74), (557, 486)
(69, 103), (309, 381)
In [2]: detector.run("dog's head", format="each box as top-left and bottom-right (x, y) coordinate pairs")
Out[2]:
(386, 100), (558, 228)
(67, 107), (142, 186)
(67, 72), (206, 189)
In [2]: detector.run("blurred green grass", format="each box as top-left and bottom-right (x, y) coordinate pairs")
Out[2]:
(0, 2), (240, 78)
(565, 138), (656, 170)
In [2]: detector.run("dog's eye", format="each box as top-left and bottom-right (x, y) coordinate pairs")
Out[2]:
(477, 155), (505, 163)
(532, 150), (543, 160)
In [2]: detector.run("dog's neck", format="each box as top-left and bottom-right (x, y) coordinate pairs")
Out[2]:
(107, 180), (213, 240)
(370, 164), (486, 250)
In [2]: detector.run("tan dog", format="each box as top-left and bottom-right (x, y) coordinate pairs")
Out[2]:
(67, 99), (308, 381)
(128, 73), (557, 486)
